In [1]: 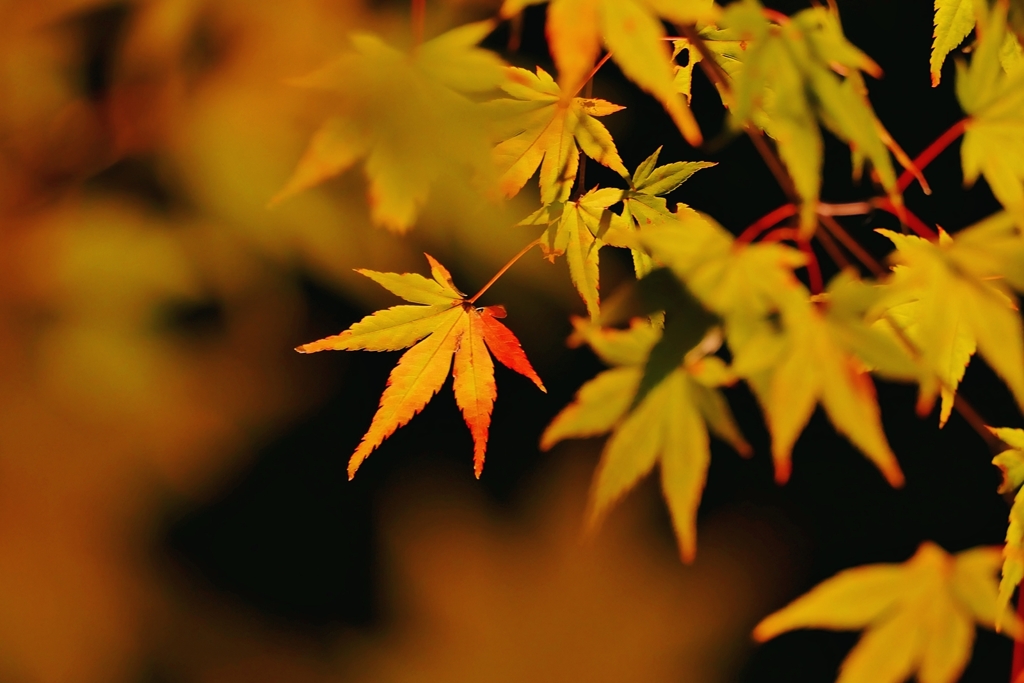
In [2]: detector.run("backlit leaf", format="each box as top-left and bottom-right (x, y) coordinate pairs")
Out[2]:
(273, 22), (505, 231)
(931, 0), (976, 86)
(719, 1), (901, 234)
(499, 0), (716, 145)
(490, 66), (627, 204)
(525, 187), (623, 317)
(542, 318), (747, 561)
(296, 255), (545, 478)
(754, 542), (1021, 683)
(989, 427), (1024, 627)
(875, 227), (1024, 422)
(957, 1), (1024, 220)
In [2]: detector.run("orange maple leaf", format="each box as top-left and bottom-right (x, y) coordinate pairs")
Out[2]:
(297, 254), (545, 479)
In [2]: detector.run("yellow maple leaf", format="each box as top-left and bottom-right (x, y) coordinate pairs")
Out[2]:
(489, 66), (627, 204)
(957, 1), (1024, 221)
(875, 226), (1024, 422)
(541, 318), (749, 562)
(272, 21), (505, 232)
(520, 187), (623, 318)
(640, 212), (911, 486)
(499, 0), (716, 145)
(990, 427), (1024, 627)
(755, 542), (1022, 683)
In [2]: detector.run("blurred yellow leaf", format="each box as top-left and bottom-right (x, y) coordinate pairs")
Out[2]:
(755, 542), (1021, 683)
(274, 21), (505, 231)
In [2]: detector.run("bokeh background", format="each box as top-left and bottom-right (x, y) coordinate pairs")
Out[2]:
(0, 0), (1016, 681)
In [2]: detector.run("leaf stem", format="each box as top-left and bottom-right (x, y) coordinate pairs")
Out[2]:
(468, 238), (542, 304)
(896, 118), (969, 193)
(411, 0), (426, 48)
(572, 52), (614, 98)
(572, 79), (595, 201)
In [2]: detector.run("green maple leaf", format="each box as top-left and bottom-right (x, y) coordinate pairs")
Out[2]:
(755, 542), (1022, 683)
(957, 1), (1024, 220)
(489, 66), (627, 205)
(541, 317), (748, 562)
(271, 21), (505, 232)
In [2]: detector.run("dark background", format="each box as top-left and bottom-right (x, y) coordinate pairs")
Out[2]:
(159, 1), (1016, 681)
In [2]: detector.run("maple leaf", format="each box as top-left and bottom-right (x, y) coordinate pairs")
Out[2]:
(719, 1), (902, 234)
(520, 186), (623, 318)
(728, 281), (906, 487)
(931, 0), (976, 87)
(541, 317), (749, 562)
(499, 0), (716, 145)
(271, 21), (505, 232)
(614, 147), (715, 278)
(754, 542), (1022, 683)
(489, 66), (627, 205)
(990, 426), (1024, 626)
(296, 254), (545, 478)
(957, 1), (1024, 220)
(931, 0), (1024, 85)
(638, 206), (807, 320)
(874, 226), (1024, 422)
(640, 212), (908, 485)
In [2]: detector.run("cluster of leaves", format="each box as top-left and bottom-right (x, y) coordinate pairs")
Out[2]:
(286, 0), (1024, 680)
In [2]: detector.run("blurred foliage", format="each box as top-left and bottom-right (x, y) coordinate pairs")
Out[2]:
(0, 1), (787, 681)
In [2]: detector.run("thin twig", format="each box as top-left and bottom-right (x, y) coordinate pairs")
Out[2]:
(814, 224), (853, 271)
(571, 79), (595, 201)
(571, 52), (614, 98)
(746, 129), (799, 203)
(817, 201), (874, 217)
(896, 118), (969, 193)
(468, 239), (542, 304)
(799, 239), (823, 294)
(818, 215), (886, 277)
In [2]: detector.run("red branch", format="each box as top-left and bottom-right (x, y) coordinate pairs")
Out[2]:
(572, 52), (614, 98)
(874, 199), (938, 241)
(896, 118), (969, 193)
(737, 204), (797, 243)
(1014, 599), (1024, 683)
(799, 239), (823, 294)
(411, 0), (426, 48)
